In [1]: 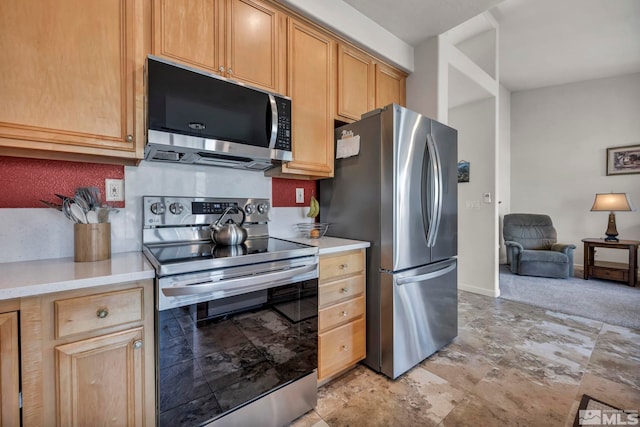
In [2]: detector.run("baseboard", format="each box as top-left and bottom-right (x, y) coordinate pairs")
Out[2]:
(459, 282), (500, 297)
(574, 265), (584, 278)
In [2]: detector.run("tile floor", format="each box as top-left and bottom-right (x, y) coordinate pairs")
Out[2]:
(291, 291), (640, 427)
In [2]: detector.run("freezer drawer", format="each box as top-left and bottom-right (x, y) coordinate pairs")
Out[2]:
(380, 259), (457, 379)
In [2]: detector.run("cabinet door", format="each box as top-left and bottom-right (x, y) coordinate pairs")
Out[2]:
(0, 312), (20, 427)
(152, 0), (223, 74)
(0, 0), (147, 163)
(225, 0), (285, 92)
(56, 328), (147, 427)
(282, 20), (335, 177)
(375, 63), (407, 109)
(337, 45), (375, 121)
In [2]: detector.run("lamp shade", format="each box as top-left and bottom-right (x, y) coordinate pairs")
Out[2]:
(590, 193), (634, 212)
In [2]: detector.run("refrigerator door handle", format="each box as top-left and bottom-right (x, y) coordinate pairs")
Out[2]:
(426, 133), (443, 247)
(396, 262), (456, 285)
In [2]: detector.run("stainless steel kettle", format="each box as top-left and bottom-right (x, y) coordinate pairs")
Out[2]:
(210, 207), (248, 246)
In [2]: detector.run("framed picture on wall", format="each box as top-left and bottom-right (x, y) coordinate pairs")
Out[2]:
(606, 144), (640, 176)
(457, 160), (470, 183)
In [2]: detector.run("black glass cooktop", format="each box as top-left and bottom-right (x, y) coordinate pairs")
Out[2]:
(144, 237), (317, 276)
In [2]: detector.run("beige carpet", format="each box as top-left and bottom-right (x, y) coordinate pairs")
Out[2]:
(499, 265), (640, 330)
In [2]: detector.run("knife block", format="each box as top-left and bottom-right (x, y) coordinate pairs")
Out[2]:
(74, 223), (111, 262)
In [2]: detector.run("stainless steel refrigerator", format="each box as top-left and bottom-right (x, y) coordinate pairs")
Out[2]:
(320, 104), (458, 379)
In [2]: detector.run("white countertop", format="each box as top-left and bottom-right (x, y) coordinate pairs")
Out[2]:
(282, 236), (370, 255)
(0, 252), (155, 300)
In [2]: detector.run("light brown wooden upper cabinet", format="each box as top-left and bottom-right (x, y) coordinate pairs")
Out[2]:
(375, 62), (408, 109)
(153, 0), (286, 93)
(269, 19), (335, 179)
(0, 311), (20, 427)
(336, 44), (375, 122)
(0, 0), (148, 165)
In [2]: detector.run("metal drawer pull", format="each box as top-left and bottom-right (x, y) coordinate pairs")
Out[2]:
(340, 287), (349, 293)
(341, 311), (348, 317)
(96, 308), (109, 319)
(133, 340), (143, 349)
(339, 264), (348, 269)
(341, 345), (349, 351)
(219, 66), (225, 72)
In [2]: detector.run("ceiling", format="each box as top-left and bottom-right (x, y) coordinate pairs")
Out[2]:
(343, 0), (640, 92)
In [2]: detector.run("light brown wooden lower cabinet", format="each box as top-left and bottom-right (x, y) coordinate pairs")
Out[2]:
(56, 327), (146, 426)
(317, 249), (366, 382)
(0, 310), (20, 427)
(19, 280), (155, 427)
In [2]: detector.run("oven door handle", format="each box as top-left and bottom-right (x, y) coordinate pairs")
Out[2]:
(161, 263), (317, 296)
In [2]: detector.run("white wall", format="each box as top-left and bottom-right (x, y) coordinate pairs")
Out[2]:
(498, 84), (511, 263)
(510, 72), (640, 267)
(407, 37), (442, 120)
(450, 97), (499, 296)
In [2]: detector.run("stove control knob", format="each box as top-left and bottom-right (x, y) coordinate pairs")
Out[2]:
(244, 203), (255, 215)
(257, 203), (269, 214)
(150, 202), (166, 215)
(169, 202), (184, 215)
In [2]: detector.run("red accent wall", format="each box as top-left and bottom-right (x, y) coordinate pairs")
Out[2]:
(271, 178), (317, 207)
(0, 156), (125, 208)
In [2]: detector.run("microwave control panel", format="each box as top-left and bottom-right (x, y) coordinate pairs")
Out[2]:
(275, 97), (291, 151)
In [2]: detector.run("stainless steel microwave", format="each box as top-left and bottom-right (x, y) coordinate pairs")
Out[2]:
(144, 55), (292, 171)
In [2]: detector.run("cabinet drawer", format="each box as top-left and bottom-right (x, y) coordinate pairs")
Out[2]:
(54, 288), (144, 339)
(319, 296), (364, 331)
(319, 274), (365, 307)
(320, 250), (365, 282)
(319, 317), (365, 380)
(590, 267), (627, 282)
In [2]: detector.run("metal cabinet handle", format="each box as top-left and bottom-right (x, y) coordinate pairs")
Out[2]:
(96, 308), (109, 318)
(228, 68), (233, 74)
(126, 134), (134, 143)
(219, 66), (225, 73)
(341, 311), (348, 317)
(340, 287), (349, 293)
(133, 340), (143, 349)
(339, 264), (348, 270)
(341, 345), (349, 351)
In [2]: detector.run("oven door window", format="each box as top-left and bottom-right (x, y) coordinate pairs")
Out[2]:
(157, 279), (318, 427)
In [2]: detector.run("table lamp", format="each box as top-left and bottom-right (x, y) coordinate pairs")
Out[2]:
(590, 193), (634, 242)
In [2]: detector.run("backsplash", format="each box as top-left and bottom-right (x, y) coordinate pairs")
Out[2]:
(0, 156), (125, 208)
(0, 160), (312, 263)
(272, 178), (317, 206)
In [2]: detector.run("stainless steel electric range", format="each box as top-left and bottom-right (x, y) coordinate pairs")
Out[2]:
(141, 196), (319, 427)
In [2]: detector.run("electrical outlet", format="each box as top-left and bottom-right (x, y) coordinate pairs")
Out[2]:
(105, 179), (124, 202)
(295, 188), (304, 204)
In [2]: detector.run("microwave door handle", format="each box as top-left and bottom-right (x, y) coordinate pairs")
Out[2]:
(161, 263), (317, 296)
(268, 94), (278, 149)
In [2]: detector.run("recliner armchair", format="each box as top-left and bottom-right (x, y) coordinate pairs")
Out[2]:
(503, 213), (576, 279)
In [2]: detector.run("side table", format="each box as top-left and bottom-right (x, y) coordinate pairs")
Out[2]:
(582, 238), (639, 287)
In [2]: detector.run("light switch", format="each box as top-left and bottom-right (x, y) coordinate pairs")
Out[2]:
(295, 188), (304, 204)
